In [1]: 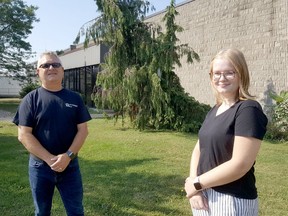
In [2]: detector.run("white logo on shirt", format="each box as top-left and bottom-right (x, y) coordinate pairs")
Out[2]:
(65, 103), (78, 108)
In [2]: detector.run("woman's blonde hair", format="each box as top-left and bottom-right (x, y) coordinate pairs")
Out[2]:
(209, 48), (255, 105)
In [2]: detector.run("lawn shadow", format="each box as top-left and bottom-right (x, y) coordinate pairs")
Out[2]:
(80, 157), (186, 215)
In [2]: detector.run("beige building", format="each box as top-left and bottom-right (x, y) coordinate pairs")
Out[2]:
(147, 0), (288, 111)
(58, 0), (287, 111)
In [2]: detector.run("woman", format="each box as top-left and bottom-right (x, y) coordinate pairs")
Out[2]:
(184, 48), (268, 215)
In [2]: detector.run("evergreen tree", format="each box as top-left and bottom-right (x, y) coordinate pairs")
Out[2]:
(76, 0), (209, 131)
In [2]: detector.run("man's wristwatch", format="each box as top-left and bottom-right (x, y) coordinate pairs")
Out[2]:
(193, 176), (202, 190)
(66, 150), (76, 160)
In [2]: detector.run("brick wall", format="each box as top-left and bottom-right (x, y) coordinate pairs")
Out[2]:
(146, 0), (288, 109)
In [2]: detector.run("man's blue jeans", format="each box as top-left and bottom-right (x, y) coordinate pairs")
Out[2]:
(29, 155), (84, 216)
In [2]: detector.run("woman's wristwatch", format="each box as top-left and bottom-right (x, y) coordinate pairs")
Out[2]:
(193, 176), (203, 190)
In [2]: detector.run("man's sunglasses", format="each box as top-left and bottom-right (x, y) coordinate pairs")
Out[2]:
(39, 63), (62, 69)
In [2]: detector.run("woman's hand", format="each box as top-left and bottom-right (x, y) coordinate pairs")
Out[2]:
(185, 177), (198, 198)
(188, 192), (209, 211)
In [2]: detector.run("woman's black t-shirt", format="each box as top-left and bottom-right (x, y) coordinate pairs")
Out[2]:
(198, 99), (268, 199)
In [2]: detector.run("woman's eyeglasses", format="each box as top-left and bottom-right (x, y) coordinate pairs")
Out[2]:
(210, 71), (236, 81)
(39, 63), (62, 69)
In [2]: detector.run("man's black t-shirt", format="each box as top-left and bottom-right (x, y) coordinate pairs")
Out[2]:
(198, 99), (267, 199)
(13, 87), (92, 155)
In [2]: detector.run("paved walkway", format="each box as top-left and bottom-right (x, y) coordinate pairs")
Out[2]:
(0, 110), (14, 122)
(0, 110), (114, 122)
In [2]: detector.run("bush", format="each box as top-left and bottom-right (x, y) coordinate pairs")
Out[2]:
(19, 82), (40, 98)
(169, 88), (211, 133)
(265, 90), (288, 141)
(273, 98), (288, 131)
(265, 122), (288, 141)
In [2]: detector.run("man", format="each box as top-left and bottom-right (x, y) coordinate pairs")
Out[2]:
(13, 51), (92, 216)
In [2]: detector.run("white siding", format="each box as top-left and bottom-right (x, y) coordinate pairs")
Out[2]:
(59, 45), (102, 69)
(0, 77), (21, 97)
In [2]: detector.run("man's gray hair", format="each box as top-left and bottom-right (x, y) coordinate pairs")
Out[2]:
(37, 51), (62, 68)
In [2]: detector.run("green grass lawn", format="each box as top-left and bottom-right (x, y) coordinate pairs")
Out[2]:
(0, 98), (20, 113)
(0, 99), (287, 215)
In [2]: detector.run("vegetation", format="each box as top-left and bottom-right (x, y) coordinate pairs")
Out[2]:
(0, 98), (20, 114)
(75, 0), (209, 132)
(0, 118), (287, 215)
(265, 90), (288, 141)
(18, 81), (40, 98)
(0, 0), (38, 79)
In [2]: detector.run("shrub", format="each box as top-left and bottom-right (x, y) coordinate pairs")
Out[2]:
(19, 82), (40, 98)
(265, 90), (288, 141)
(265, 122), (288, 141)
(169, 88), (211, 133)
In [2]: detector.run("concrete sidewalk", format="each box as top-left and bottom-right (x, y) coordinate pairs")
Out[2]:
(0, 109), (115, 121)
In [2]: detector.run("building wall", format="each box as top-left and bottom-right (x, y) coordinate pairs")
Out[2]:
(60, 43), (104, 70)
(146, 0), (288, 108)
(58, 43), (109, 105)
(0, 77), (21, 97)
